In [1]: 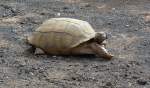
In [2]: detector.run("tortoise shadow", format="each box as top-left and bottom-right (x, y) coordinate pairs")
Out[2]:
(27, 54), (112, 62)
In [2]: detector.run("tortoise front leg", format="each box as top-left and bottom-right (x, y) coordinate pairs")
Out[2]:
(90, 43), (113, 60)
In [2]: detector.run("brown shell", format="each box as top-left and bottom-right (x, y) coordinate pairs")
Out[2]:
(28, 18), (96, 52)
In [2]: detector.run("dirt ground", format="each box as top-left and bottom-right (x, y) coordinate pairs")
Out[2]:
(0, 0), (150, 88)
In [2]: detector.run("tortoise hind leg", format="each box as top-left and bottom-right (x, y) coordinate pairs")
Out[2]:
(90, 43), (113, 60)
(23, 36), (36, 55)
(24, 44), (36, 55)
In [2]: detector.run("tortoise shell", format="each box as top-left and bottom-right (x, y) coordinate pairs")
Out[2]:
(27, 18), (96, 53)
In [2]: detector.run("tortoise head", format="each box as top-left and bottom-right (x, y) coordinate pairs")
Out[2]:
(94, 32), (107, 44)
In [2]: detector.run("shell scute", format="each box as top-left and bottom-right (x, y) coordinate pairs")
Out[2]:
(28, 18), (96, 52)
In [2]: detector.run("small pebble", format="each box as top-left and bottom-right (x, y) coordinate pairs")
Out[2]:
(112, 8), (116, 10)
(80, 3), (90, 7)
(128, 82), (132, 87)
(57, 13), (61, 16)
(137, 79), (147, 85)
(30, 72), (34, 76)
(125, 25), (130, 27)
(63, 6), (69, 10)
(144, 14), (150, 22)
(52, 56), (57, 58)
(105, 82), (113, 86)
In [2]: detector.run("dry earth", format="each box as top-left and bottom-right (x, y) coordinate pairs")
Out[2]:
(0, 0), (150, 88)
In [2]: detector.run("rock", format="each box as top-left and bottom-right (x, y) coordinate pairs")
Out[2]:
(137, 79), (147, 85)
(56, 13), (61, 16)
(144, 13), (150, 22)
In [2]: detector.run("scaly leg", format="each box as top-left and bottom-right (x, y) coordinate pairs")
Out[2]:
(90, 43), (113, 60)
(25, 44), (36, 55)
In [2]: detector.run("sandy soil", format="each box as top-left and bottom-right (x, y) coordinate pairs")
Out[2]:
(0, 0), (150, 88)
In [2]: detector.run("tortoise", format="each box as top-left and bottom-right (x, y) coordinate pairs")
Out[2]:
(26, 18), (113, 59)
